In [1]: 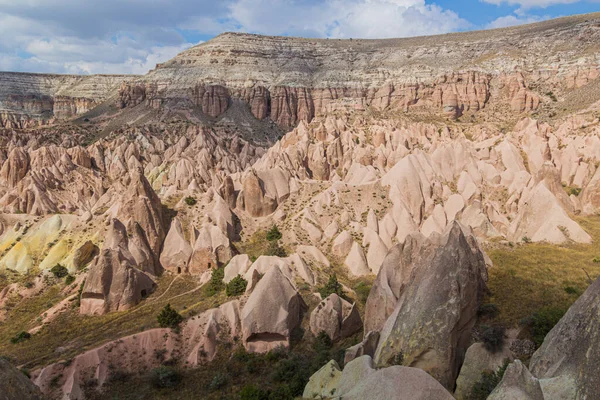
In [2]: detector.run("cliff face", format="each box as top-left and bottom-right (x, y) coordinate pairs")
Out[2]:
(0, 72), (133, 128)
(114, 13), (600, 127)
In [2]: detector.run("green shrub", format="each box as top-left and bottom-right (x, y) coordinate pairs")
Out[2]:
(266, 225), (282, 242)
(148, 366), (182, 389)
(226, 275), (247, 297)
(470, 360), (509, 400)
(271, 354), (312, 397)
(478, 303), (500, 320)
(481, 326), (505, 353)
(520, 307), (566, 347)
(545, 91), (558, 102)
(205, 267), (225, 297)
(184, 196), (197, 206)
(65, 275), (75, 285)
(10, 331), (31, 344)
(50, 264), (69, 278)
(265, 241), (287, 257)
(318, 274), (345, 299)
(522, 236), (532, 244)
(157, 304), (183, 329)
(240, 384), (269, 400)
(312, 331), (333, 353)
(74, 279), (85, 308)
(208, 373), (228, 391)
(564, 286), (579, 295)
(354, 281), (371, 304)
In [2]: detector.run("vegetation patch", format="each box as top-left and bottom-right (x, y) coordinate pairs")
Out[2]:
(50, 264), (69, 278)
(226, 275), (248, 297)
(157, 304), (184, 330)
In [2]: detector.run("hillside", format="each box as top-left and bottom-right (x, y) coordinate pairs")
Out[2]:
(1, 12), (600, 400)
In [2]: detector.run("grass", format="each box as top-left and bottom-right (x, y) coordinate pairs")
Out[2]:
(0, 276), (225, 369)
(485, 216), (600, 326)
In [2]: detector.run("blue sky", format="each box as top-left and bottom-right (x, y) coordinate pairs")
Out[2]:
(0, 0), (598, 75)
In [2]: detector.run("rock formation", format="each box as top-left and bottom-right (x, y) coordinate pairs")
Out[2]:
(0, 358), (44, 400)
(309, 293), (362, 341)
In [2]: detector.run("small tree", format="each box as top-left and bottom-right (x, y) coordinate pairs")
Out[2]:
(206, 267), (225, 297)
(157, 304), (183, 329)
(11, 331), (31, 344)
(318, 274), (345, 299)
(50, 264), (69, 278)
(226, 275), (248, 297)
(149, 366), (182, 389)
(266, 225), (282, 241)
(481, 326), (505, 353)
(184, 196), (197, 206)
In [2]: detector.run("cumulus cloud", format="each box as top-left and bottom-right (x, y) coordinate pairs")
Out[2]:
(485, 13), (548, 28)
(481, 0), (584, 9)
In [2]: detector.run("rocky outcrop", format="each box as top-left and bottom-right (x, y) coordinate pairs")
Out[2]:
(487, 360), (544, 400)
(368, 222), (488, 390)
(0, 358), (44, 400)
(33, 300), (241, 400)
(159, 218), (192, 274)
(79, 219), (155, 315)
(528, 275), (600, 398)
(309, 294), (362, 341)
(303, 355), (454, 400)
(454, 342), (513, 399)
(240, 266), (307, 352)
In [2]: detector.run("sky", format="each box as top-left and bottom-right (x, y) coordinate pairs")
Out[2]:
(0, 0), (598, 75)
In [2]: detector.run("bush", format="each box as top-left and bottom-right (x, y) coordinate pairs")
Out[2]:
(157, 304), (184, 329)
(564, 286), (579, 295)
(520, 307), (566, 347)
(50, 264), (69, 278)
(470, 360), (509, 400)
(481, 326), (506, 353)
(240, 384), (269, 400)
(148, 366), (182, 389)
(265, 241), (287, 257)
(312, 331), (333, 353)
(271, 354), (312, 397)
(206, 267), (225, 297)
(184, 196), (197, 206)
(266, 225), (282, 242)
(354, 281), (371, 304)
(478, 303), (500, 320)
(226, 275), (247, 297)
(522, 236), (532, 244)
(208, 373), (228, 391)
(318, 274), (345, 299)
(10, 331), (31, 344)
(65, 275), (75, 285)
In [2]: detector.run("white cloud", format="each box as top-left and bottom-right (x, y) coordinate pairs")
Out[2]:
(481, 0), (581, 9)
(226, 0), (470, 38)
(485, 13), (548, 28)
(0, 0), (470, 74)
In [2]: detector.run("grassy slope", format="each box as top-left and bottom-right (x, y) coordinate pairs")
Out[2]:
(0, 276), (225, 369)
(485, 216), (600, 326)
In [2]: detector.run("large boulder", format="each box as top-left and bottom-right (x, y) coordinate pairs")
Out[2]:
(528, 275), (600, 398)
(371, 222), (488, 390)
(487, 360), (544, 400)
(0, 358), (44, 400)
(454, 342), (514, 399)
(303, 355), (454, 400)
(309, 293), (362, 341)
(302, 360), (342, 399)
(80, 219), (155, 315)
(240, 266), (307, 352)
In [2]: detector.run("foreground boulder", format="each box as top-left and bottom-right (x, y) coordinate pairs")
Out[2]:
(528, 275), (600, 397)
(309, 293), (362, 341)
(80, 219), (155, 315)
(489, 275), (600, 399)
(454, 342), (514, 399)
(240, 266), (307, 352)
(303, 355), (454, 399)
(0, 358), (43, 400)
(370, 221), (488, 390)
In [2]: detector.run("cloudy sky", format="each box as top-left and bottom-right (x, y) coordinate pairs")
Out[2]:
(0, 0), (598, 75)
